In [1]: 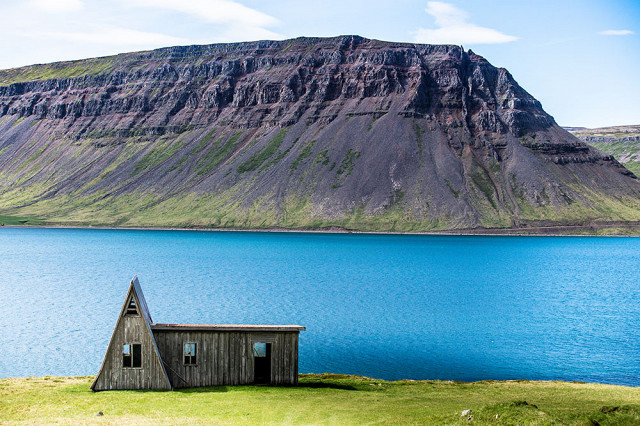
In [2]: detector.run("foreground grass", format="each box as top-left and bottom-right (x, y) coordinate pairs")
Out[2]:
(1, 375), (640, 424)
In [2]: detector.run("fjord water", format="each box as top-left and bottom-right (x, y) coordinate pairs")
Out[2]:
(1, 228), (639, 386)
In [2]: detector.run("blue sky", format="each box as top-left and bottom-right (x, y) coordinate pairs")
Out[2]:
(0, 0), (637, 128)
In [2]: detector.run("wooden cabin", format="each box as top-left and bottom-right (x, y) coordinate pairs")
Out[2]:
(91, 276), (305, 391)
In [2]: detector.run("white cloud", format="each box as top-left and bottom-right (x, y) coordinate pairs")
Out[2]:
(128, 0), (277, 26)
(0, 0), (285, 69)
(425, 1), (467, 27)
(599, 29), (634, 36)
(41, 27), (193, 47)
(29, 0), (84, 13)
(123, 0), (282, 39)
(414, 1), (517, 45)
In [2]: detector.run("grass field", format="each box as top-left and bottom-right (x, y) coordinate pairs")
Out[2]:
(1, 374), (640, 424)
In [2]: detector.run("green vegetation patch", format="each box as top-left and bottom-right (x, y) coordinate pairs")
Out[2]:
(80, 143), (144, 191)
(589, 139), (640, 157)
(132, 137), (186, 176)
(237, 127), (289, 173)
(193, 129), (217, 153)
(0, 56), (120, 85)
(260, 137), (299, 171)
(10, 117), (25, 127)
(445, 179), (460, 198)
(470, 167), (497, 210)
(314, 150), (330, 166)
(336, 149), (360, 177)
(2, 375), (640, 424)
(16, 145), (47, 172)
(169, 128), (217, 172)
(623, 162), (640, 176)
(196, 131), (243, 176)
(587, 139), (640, 176)
(331, 149), (361, 189)
(290, 140), (316, 171)
(0, 214), (44, 226)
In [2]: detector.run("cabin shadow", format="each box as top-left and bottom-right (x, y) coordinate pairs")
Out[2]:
(126, 382), (357, 392)
(174, 386), (229, 393)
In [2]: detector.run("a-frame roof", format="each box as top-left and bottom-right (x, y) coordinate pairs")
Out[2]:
(131, 275), (153, 325)
(91, 276), (171, 391)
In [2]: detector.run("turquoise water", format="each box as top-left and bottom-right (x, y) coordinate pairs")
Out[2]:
(0, 228), (639, 386)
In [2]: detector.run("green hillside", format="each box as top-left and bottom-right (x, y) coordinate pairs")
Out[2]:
(569, 125), (640, 176)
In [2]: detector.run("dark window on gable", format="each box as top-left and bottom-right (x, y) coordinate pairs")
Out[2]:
(184, 343), (197, 365)
(126, 298), (138, 315)
(123, 343), (141, 368)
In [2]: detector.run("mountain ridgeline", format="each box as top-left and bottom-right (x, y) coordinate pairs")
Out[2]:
(0, 35), (638, 231)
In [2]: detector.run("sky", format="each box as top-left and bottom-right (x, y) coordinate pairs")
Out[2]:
(0, 0), (638, 128)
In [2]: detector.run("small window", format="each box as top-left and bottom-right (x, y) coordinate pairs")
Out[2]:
(253, 343), (267, 357)
(184, 343), (197, 365)
(123, 343), (141, 368)
(123, 344), (131, 367)
(125, 298), (138, 315)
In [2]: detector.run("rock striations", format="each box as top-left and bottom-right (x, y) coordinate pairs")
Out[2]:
(0, 35), (638, 231)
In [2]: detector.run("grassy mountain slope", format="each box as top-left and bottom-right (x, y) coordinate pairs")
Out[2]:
(0, 36), (639, 232)
(568, 125), (640, 177)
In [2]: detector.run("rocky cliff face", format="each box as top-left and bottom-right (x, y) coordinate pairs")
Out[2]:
(0, 36), (638, 231)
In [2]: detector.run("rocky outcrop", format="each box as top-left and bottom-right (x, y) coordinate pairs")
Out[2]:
(0, 37), (554, 134)
(0, 36), (638, 230)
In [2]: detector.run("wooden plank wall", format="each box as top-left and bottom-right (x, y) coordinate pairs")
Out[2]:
(92, 315), (171, 391)
(153, 331), (299, 388)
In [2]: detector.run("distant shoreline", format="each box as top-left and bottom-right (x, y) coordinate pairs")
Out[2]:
(3, 222), (640, 237)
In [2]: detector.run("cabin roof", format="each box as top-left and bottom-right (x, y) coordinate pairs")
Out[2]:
(131, 275), (154, 325)
(151, 323), (306, 332)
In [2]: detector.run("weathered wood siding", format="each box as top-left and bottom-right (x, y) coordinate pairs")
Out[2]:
(92, 285), (171, 391)
(153, 331), (300, 387)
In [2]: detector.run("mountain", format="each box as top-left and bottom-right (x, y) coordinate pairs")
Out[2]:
(0, 35), (639, 232)
(567, 125), (640, 178)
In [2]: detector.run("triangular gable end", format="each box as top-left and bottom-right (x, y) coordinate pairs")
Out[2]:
(91, 276), (171, 391)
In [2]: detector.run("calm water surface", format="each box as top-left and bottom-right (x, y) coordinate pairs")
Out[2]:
(1, 228), (639, 386)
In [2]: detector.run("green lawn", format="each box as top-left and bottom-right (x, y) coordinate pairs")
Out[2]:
(1, 374), (640, 424)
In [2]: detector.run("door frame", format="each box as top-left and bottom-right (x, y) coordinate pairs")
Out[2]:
(251, 336), (275, 384)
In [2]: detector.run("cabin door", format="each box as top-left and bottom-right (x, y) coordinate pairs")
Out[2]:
(253, 342), (271, 384)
